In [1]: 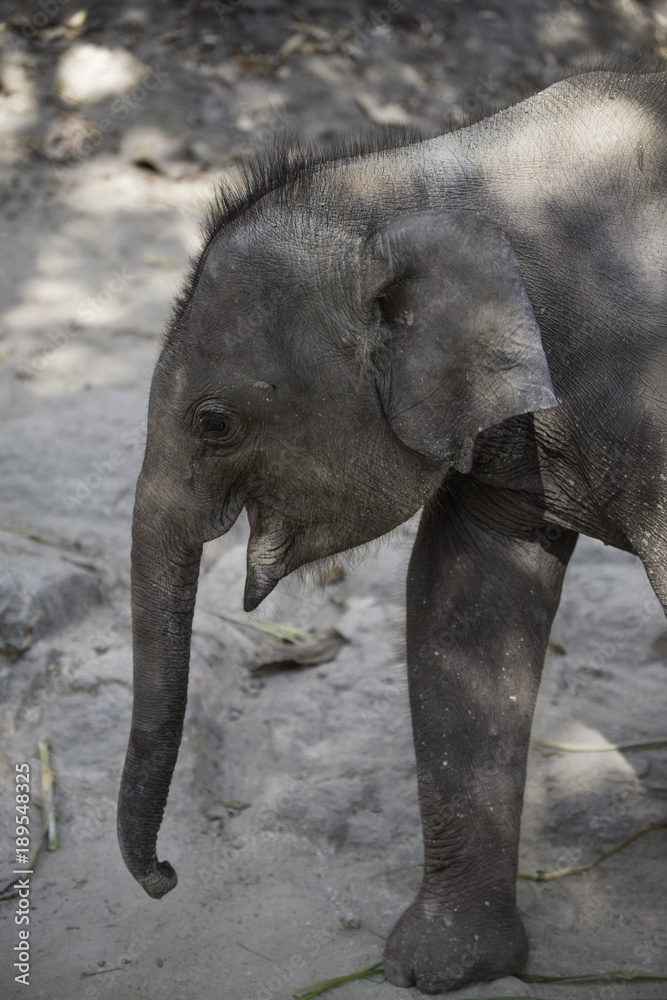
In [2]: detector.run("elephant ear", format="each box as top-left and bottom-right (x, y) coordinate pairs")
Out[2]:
(369, 210), (557, 473)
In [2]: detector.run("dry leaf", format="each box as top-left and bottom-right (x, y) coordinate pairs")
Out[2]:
(250, 629), (349, 673)
(356, 92), (411, 126)
(277, 32), (308, 58)
(128, 135), (203, 179)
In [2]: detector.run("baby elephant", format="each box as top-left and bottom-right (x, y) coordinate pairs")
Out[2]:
(118, 66), (667, 992)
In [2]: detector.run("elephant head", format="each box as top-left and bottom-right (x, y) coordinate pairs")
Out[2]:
(117, 201), (556, 898)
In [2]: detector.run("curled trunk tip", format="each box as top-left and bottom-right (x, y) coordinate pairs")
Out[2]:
(117, 809), (179, 898)
(138, 859), (178, 899)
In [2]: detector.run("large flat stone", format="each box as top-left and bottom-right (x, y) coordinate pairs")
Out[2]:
(0, 529), (103, 653)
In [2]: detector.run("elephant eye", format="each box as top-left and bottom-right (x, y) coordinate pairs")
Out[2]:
(200, 412), (233, 441)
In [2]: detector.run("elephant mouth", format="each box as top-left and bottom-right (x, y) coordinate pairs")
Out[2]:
(243, 499), (293, 611)
(245, 497), (260, 534)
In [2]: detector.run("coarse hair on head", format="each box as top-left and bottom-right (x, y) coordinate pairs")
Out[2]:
(166, 126), (428, 338)
(167, 52), (667, 342)
(203, 126), (428, 239)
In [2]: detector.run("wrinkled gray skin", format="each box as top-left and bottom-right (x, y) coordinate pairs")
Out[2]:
(118, 69), (667, 993)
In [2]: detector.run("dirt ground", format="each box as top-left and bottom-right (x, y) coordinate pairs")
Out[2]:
(0, 2), (666, 998)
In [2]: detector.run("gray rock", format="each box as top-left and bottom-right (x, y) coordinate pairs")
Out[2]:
(0, 530), (103, 653)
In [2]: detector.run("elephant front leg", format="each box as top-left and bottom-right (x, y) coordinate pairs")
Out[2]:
(384, 488), (577, 993)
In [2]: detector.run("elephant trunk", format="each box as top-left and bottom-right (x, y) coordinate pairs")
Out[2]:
(117, 477), (203, 899)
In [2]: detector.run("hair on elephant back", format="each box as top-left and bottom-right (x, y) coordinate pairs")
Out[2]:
(118, 65), (667, 994)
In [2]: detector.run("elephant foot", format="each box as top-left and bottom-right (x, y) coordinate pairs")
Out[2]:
(383, 894), (528, 994)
